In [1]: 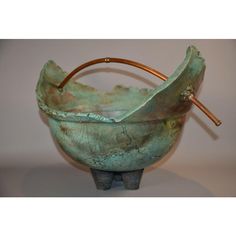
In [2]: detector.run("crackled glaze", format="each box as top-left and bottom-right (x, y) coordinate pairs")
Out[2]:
(36, 46), (205, 171)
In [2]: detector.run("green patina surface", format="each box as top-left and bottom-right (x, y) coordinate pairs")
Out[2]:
(36, 46), (205, 171)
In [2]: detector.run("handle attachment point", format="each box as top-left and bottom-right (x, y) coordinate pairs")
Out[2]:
(188, 94), (222, 126)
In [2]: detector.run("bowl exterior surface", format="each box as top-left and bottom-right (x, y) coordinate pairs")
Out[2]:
(36, 46), (205, 171)
(48, 116), (185, 171)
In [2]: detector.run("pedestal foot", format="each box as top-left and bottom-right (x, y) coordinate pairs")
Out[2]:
(90, 168), (144, 190)
(90, 168), (114, 190)
(121, 169), (144, 190)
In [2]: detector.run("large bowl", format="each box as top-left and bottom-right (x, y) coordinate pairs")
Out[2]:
(36, 46), (206, 189)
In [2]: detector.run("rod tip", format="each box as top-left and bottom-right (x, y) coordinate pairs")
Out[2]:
(215, 120), (222, 126)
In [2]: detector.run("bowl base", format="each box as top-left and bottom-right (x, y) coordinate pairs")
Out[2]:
(90, 168), (144, 190)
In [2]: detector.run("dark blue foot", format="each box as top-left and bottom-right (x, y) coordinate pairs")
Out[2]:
(91, 168), (144, 190)
(90, 169), (114, 190)
(121, 169), (144, 190)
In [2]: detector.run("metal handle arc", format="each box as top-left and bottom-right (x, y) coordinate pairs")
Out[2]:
(58, 57), (167, 89)
(57, 57), (221, 126)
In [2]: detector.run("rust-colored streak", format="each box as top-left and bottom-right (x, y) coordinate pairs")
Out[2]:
(60, 125), (71, 136)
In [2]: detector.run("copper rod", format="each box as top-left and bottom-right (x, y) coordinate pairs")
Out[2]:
(58, 57), (167, 89)
(189, 94), (222, 126)
(58, 57), (221, 126)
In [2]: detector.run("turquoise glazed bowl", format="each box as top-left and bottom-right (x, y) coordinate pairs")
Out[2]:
(36, 46), (206, 189)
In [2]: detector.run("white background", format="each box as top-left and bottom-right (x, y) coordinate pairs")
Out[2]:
(0, 39), (235, 196)
(0, 1), (236, 235)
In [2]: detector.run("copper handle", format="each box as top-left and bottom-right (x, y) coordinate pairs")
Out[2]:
(188, 94), (221, 126)
(58, 57), (167, 89)
(58, 57), (221, 126)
